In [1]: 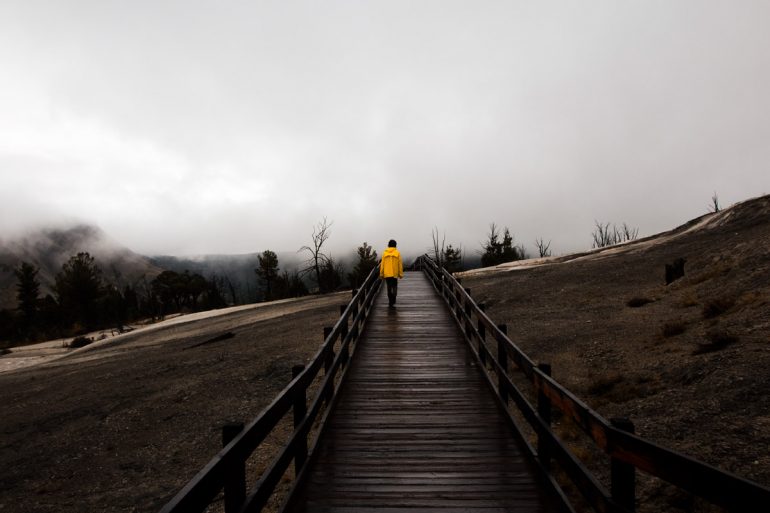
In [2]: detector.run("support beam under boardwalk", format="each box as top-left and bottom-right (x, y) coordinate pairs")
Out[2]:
(284, 272), (563, 513)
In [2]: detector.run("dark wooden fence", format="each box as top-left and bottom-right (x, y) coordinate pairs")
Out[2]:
(418, 255), (770, 513)
(159, 264), (382, 513)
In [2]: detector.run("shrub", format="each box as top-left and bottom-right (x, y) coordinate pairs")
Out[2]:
(677, 292), (699, 308)
(627, 297), (653, 308)
(68, 336), (94, 349)
(587, 372), (624, 395)
(702, 297), (735, 319)
(662, 321), (687, 338)
(693, 330), (739, 354)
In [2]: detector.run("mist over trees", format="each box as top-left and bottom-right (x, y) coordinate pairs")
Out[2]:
(0, 224), (390, 347)
(0, 210), (657, 349)
(54, 252), (104, 331)
(1, 254), (228, 346)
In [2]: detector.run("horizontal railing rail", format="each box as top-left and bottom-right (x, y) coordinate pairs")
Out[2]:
(160, 264), (382, 513)
(417, 254), (770, 513)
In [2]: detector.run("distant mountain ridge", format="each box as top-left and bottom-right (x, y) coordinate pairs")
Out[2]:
(0, 224), (315, 310)
(0, 225), (165, 310)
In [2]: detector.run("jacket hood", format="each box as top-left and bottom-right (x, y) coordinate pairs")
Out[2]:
(383, 247), (400, 256)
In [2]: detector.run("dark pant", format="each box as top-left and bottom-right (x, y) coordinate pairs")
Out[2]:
(385, 278), (398, 306)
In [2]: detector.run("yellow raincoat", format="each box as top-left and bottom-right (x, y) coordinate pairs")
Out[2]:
(379, 247), (403, 279)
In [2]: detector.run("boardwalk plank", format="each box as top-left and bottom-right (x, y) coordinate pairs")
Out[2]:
(285, 272), (561, 513)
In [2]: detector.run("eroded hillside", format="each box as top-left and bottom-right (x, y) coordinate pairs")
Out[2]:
(460, 194), (770, 508)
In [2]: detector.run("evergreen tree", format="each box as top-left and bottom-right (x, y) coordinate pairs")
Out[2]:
(443, 244), (463, 273)
(288, 271), (309, 297)
(54, 252), (103, 330)
(255, 250), (280, 300)
(151, 270), (185, 313)
(14, 261), (40, 330)
(481, 224), (524, 267)
(185, 272), (208, 310)
(348, 242), (378, 288)
(481, 223), (503, 267)
(319, 257), (344, 293)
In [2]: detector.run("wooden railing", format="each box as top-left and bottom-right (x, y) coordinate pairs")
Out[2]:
(159, 264), (382, 513)
(417, 255), (770, 513)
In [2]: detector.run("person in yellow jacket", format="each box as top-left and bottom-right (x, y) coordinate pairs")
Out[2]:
(379, 239), (404, 307)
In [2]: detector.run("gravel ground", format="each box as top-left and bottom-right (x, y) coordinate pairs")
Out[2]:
(0, 292), (350, 512)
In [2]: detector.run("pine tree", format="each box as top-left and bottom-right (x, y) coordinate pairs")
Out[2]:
(15, 261), (40, 334)
(255, 250), (280, 300)
(482, 224), (524, 267)
(348, 242), (378, 288)
(443, 245), (463, 273)
(54, 252), (103, 330)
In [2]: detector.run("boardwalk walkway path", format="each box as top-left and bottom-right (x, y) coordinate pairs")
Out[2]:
(286, 271), (562, 513)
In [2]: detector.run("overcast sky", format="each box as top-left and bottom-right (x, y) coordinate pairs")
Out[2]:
(1, 1), (769, 258)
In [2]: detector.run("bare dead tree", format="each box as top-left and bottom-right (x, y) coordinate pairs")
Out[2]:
(300, 217), (333, 293)
(431, 227), (446, 267)
(709, 192), (721, 213)
(620, 223), (639, 242)
(592, 221), (639, 248)
(535, 238), (552, 258)
(592, 221), (613, 249)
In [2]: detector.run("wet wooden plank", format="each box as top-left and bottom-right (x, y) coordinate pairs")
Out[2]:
(285, 272), (561, 513)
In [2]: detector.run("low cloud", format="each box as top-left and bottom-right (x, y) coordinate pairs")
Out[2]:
(1, 1), (768, 256)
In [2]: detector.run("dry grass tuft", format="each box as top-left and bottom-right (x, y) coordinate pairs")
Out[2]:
(690, 260), (733, 285)
(587, 371), (659, 404)
(68, 336), (94, 349)
(627, 297), (653, 308)
(587, 371), (624, 396)
(693, 329), (739, 355)
(662, 321), (688, 338)
(702, 296), (736, 319)
(677, 291), (699, 308)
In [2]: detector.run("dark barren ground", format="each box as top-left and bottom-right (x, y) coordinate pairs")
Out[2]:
(0, 293), (347, 512)
(460, 195), (770, 511)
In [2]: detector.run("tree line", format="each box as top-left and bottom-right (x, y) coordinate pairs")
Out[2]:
(1, 218), (381, 346)
(2, 214), (644, 345)
(255, 219), (379, 301)
(430, 218), (640, 274)
(1, 253), (230, 344)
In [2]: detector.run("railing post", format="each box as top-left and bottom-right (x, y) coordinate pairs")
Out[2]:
(497, 324), (508, 404)
(477, 303), (486, 366)
(611, 418), (636, 512)
(292, 365), (308, 476)
(323, 327), (334, 403)
(350, 299), (359, 338)
(537, 363), (552, 470)
(463, 288), (472, 338)
(339, 305), (349, 364)
(222, 422), (246, 513)
(454, 286), (462, 317)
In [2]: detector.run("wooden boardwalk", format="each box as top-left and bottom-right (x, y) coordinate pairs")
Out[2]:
(286, 272), (562, 513)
